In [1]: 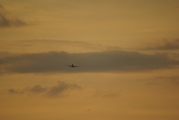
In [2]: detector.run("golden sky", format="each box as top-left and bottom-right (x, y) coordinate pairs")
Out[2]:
(0, 0), (179, 120)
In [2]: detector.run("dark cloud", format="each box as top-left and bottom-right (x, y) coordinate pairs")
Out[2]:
(0, 4), (29, 28)
(8, 81), (82, 98)
(144, 39), (179, 50)
(0, 50), (179, 74)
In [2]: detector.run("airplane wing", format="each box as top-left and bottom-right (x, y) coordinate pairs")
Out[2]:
(67, 64), (79, 68)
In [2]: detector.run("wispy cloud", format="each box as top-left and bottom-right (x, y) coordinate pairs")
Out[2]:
(0, 39), (120, 53)
(91, 90), (119, 98)
(28, 85), (47, 93)
(1, 50), (179, 74)
(8, 85), (47, 95)
(143, 39), (179, 50)
(8, 81), (82, 98)
(145, 76), (179, 86)
(47, 81), (82, 97)
(0, 4), (29, 28)
(0, 4), (3, 9)
(8, 88), (24, 95)
(0, 14), (28, 28)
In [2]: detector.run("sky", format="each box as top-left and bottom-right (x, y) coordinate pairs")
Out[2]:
(0, 0), (179, 120)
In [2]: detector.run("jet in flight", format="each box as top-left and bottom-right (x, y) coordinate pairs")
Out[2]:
(68, 64), (78, 68)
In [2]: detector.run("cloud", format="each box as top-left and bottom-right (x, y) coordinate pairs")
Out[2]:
(92, 90), (119, 98)
(144, 39), (179, 50)
(0, 50), (179, 74)
(8, 81), (81, 98)
(146, 76), (179, 86)
(0, 4), (3, 9)
(28, 85), (47, 93)
(0, 39), (120, 53)
(0, 14), (27, 28)
(85, 109), (91, 112)
(0, 4), (29, 28)
(8, 89), (24, 95)
(0, 14), (28, 28)
(8, 85), (47, 95)
(47, 81), (82, 97)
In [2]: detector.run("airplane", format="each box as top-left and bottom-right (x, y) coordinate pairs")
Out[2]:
(68, 64), (78, 68)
